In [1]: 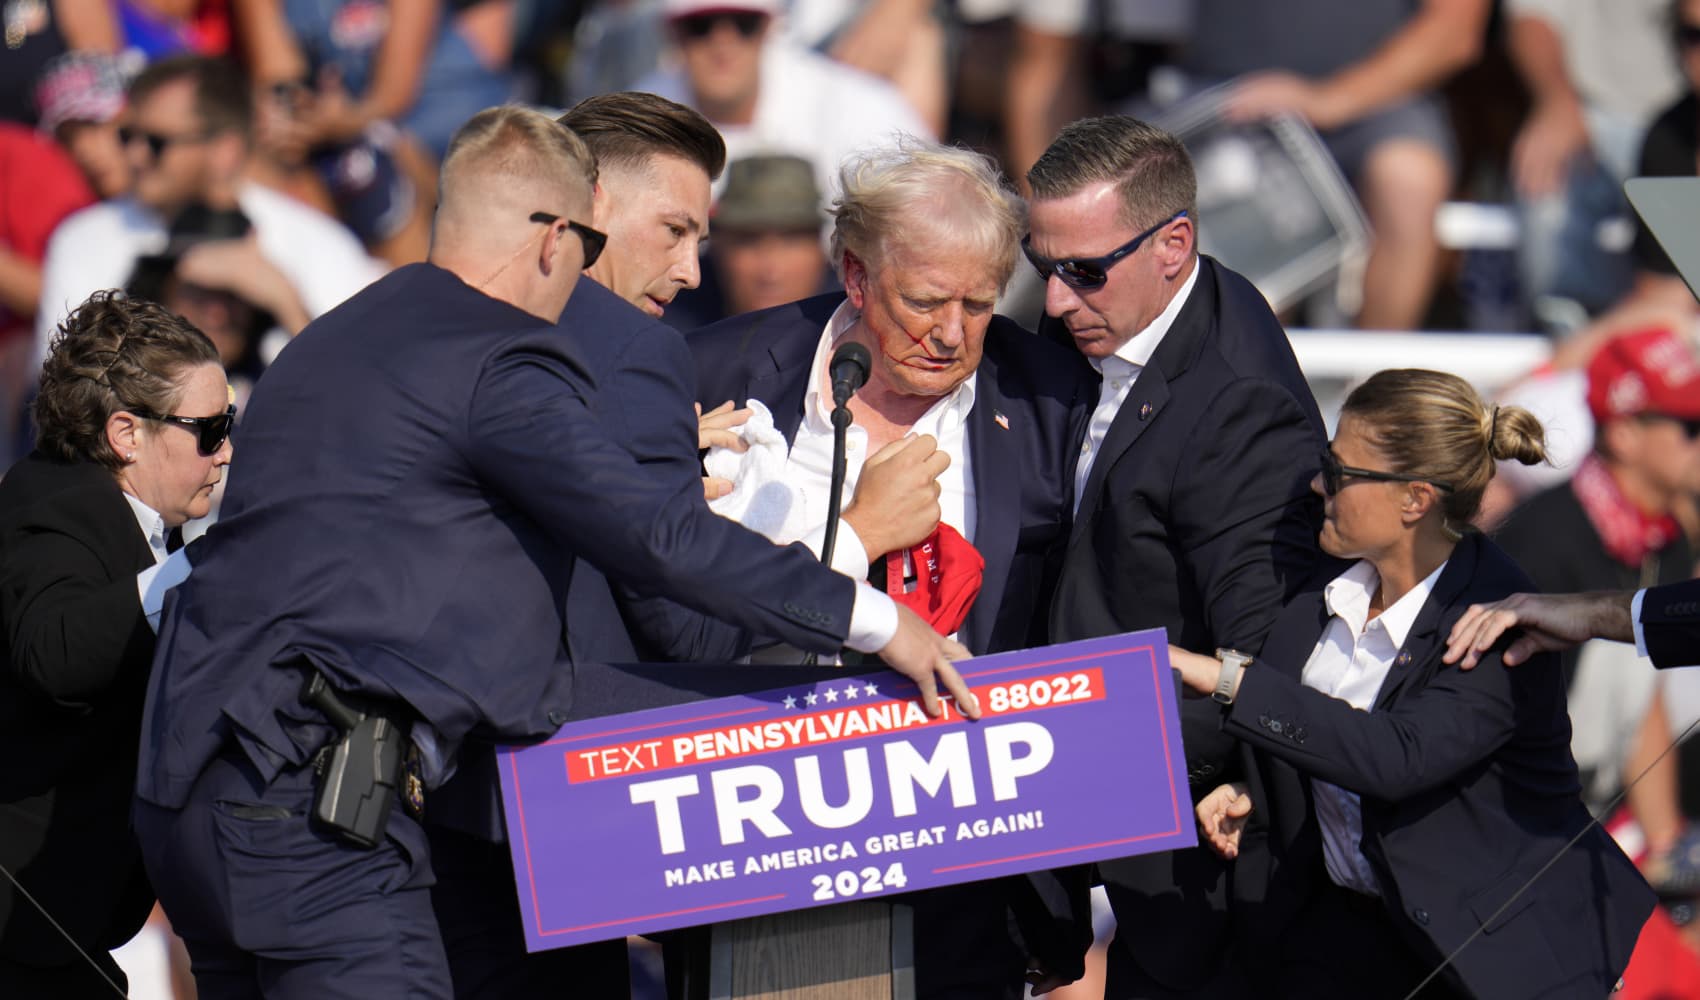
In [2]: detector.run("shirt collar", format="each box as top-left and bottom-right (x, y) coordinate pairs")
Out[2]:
(805, 299), (978, 434)
(1323, 559), (1447, 647)
(1095, 256), (1201, 374)
(122, 490), (169, 563)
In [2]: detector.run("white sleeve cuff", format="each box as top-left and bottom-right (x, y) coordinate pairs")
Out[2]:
(137, 548), (193, 633)
(799, 519), (873, 580)
(845, 582), (899, 653)
(1633, 588), (1649, 658)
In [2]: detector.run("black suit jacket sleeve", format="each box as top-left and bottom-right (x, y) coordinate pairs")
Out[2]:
(1172, 376), (1322, 651)
(1224, 643), (1520, 801)
(466, 338), (857, 655)
(1643, 579), (1700, 670)
(2, 492), (153, 706)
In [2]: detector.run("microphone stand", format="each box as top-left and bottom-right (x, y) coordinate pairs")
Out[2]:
(804, 401), (855, 667)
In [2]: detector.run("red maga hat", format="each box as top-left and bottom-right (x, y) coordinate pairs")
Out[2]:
(1586, 327), (1700, 423)
(886, 523), (983, 637)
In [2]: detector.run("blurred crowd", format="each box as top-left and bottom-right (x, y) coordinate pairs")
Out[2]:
(10, 0), (1700, 358)
(8, 0), (1700, 993)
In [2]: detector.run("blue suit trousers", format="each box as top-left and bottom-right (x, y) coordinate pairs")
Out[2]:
(135, 749), (449, 999)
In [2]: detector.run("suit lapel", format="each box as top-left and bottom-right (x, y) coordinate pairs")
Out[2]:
(1070, 260), (1216, 535)
(1372, 535), (1481, 711)
(744, 301), (832, 447)
(1072, 365), (1168, 530)
(960, 357), (1020, 652)
(1263, 590), (1328, 682)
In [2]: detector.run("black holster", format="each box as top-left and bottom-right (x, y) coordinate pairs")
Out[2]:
(301, 670), (410, 849)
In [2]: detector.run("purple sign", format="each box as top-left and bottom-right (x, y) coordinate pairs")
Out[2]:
(497, 630), (1193, 951)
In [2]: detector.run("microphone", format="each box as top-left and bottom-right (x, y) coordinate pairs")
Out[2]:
(829, 342), (872, 408)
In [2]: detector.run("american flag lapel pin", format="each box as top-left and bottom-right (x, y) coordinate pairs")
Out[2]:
(993, 410), (1010, 431)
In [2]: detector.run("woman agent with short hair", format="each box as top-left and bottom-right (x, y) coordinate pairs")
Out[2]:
(0, 291), (231, 996)
(1171, 369), (1654, 999)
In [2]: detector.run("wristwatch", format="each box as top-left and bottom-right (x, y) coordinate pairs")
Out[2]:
(1213, 649), (1252, 705)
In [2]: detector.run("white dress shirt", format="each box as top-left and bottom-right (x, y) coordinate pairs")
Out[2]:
(705, 300), (976, 659)
(1300, 558), (1447, 897)
(1073, 261), (1200, 511)
(784, 300), (977, 562)
(124, 492), (192, 633)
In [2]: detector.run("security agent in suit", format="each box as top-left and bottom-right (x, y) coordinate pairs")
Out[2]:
(1176, 371), (1652, 998)
(1025, 116), (1329, 997)
(1183, 538), (1653, 997)
(1446, 579), (1700, 672)
(132, 107), (977, 998)
(0, 294), (231, 997)
(686, 140), (1098, 997)
(424, 92), (748, 999)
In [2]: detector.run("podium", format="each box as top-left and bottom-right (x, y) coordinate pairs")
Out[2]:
(506, 641), (1193, 997)
(702, 904), (914, 1000)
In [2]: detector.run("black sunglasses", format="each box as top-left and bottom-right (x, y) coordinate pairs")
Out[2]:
(530, 212), (608, 269)
(132, 403), (236, 455)
(1638, 412), (1700, 439)
(118, 125), (212, 160)
(673, 10), (766, 39)
(1318, 447), (1454, 497)
(1678, 21), (1700, 47)
(1022, 210), (1187, 289)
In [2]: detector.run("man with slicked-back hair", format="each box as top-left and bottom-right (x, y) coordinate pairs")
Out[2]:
(1027, 115), (1329, 998)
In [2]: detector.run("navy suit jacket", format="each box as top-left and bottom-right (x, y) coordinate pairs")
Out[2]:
(1043, 256), (1329, 989)
(138, 264), (865, 810)
(555, 280), (743, 664)
(689, 292), (1097, 656)
(1643, 579), (1700, 670)
(1228, 532), (1654, 998)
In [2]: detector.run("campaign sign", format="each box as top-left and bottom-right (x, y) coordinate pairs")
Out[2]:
(497, 630), (1193, 951)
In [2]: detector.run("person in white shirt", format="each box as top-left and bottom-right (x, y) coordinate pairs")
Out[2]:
(635, 0), (934, 207)
(35, 55), (384, 369)
(1170, 369), (1652, 999)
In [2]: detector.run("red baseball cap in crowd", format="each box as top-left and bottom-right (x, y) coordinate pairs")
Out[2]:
(1585, 327), (1700, 423)
(663, 0), (781, 19)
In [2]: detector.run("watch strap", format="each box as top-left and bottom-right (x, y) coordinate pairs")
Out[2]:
(1213, 648), (1251, 704)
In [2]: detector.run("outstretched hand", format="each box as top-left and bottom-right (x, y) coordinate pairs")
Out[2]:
(877, 603), (978, 720)
(1443, 591), (1635, 669)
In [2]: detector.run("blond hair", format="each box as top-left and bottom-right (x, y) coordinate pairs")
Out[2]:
(439, 106), (597, 216)
(829, 137), (1027, 290)
(1343, 369), (1547, 526)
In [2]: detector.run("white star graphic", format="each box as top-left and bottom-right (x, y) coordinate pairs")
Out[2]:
(805, 691), (818, 706)
(844, 684), (860, 700)
(824, 687), (839, 703)
(864, 682), (879, 696)
(782, 695), (796, 710)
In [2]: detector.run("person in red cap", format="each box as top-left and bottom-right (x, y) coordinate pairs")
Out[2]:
(1496, 325), (1700, 897)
